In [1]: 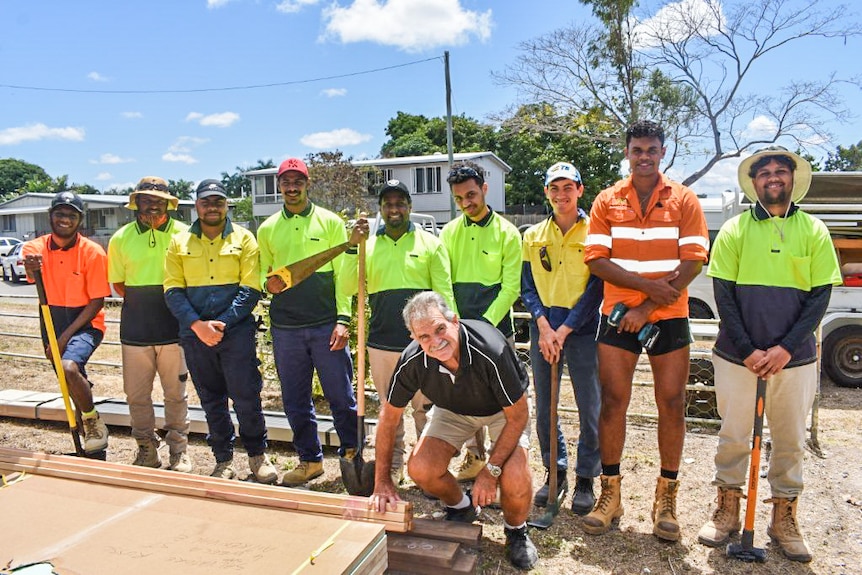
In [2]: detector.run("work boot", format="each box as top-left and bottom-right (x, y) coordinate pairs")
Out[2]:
(168, 452), (193, 473)
(249, 453), (278, 484)
(210, 459), (236, 480)
(504, 525), (539, 570)
(81, 412), (109, 453)
(582, 475), (624, 535)
(697, 487), (743, 547)
(444, 491), (480, 524)
(533, 468), (568, 508)
(280, 460), (324, 487)
(132, 438), (161, 468)
(766, 497), (812, 562)
(571, 476), (596, 516)
(455, 450), (486, 482)
(652, 476), (681, 541)
(390, 464), (404, 486)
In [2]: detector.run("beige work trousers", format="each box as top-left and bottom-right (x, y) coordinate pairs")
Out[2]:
(122, 343), (190, 454)
(712, 354), (817, 498)
(368, 346), (430, 469)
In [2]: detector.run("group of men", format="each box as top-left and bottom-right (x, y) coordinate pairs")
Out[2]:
(22, 118), (839, 570)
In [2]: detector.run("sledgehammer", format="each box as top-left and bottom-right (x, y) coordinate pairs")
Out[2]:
(727, 377), (768, 563)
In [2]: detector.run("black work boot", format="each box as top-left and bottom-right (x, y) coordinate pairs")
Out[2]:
(504, 525), (538, 570)
(533, 468), (568, 508)
(571, 476), (596, 516)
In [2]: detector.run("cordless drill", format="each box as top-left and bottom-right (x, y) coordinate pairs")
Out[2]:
(607, 302), (661, 351)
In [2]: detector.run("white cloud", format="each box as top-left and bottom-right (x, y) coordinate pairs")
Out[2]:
(122, 112), (143, 119)
(87, 71), (108, 82)
(634, 0), (724, 49)
(185, 111), (240, 128)
(321, 88), (348, 98)
(742, 115), (778, 139)
(90, 153), (134, 165)
(95, 172), (112, 181)
(162, 152), (198, 164)
(207, 0), (234, 8)
(322, 0), (492, 52)
(0, 123), (85, 146)
(276, 0), (320, 14)
(105, 181), (136, 192)
(300, 128), (373, 149)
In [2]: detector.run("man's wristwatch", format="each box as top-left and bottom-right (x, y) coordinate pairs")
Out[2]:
(486, 462), (502, 478)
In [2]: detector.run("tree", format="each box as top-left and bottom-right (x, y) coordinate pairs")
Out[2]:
(381, 112), (497, 157)
(824, 140), (862, 171)
(495, 0), (860, 186)
(169, 179), (195, 200)
(306, 151), (373, 215)
(0, 158), (51, 200)
(221, 159), (275, 198)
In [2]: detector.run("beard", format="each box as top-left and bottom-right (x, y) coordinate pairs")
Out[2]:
(138, 212), (168, 229)
(50, 219), (80, 240)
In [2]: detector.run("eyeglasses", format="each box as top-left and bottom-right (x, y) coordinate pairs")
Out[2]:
(136, 182), (169, 192)
(539, 246), (552, 272)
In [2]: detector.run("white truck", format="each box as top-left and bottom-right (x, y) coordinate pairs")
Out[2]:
(688, 173), (862, 388)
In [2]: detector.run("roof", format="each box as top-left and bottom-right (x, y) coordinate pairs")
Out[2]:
(0, 192), (195, 215)
(244, 151), (512, 176)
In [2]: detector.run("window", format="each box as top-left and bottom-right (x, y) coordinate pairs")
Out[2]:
(252, 175), (279, 204)
(363, 169), (394, 196)
(1, 215), (15, 233)
(414, 166), (442, 194)
(91, 209), (108, 229)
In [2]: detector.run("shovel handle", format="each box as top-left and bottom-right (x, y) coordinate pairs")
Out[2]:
(356, 238), (367, 419)
(742, 377), (767, 532)
(548, 360), (559, 499)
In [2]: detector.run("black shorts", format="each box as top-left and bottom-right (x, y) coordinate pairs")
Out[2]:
(597, 315), (692, 356)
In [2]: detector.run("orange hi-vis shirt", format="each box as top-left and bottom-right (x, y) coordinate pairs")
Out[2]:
(23, 233), (111, 335)
(584, 173), (709, 322)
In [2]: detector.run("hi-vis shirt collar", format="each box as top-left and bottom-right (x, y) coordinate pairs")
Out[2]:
(49, 233), (79, 251)
(752, 201), (799, 221)
(282, 202), (314, 219)
(376, 221), (416, 236)
(464, 207), (495, 227)
(134, 217), (173, 234)
(189, 218), (234, 239)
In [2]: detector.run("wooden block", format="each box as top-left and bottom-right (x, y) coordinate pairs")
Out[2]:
(387, 534), (460, 569)
(449, 547), (479, 574)
(410, 517), (482, 547)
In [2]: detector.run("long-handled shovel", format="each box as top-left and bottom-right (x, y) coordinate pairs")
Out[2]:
(32, 268), (84, 457)
(727, 377), (768, 562)
(340, 238), (375, 496)
(529, 360), (564, 529)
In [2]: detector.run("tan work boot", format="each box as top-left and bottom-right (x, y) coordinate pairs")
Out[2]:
(81, 412), (109, 453)
(455, 450), (486, 482)
(582, 475), (624, 535)
(652, 476), (681, 541)
(280, 460), (324, 487)
(249, 453), (278, 484)
(210, 459), (236, 480)
(168, 452), (193, 473)
(766, 497), (812, 562)
(132, 438), (161, 468)
(697, 487), (743, 546)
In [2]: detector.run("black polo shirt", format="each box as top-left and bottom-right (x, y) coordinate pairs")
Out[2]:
(387, 319), (528, 417)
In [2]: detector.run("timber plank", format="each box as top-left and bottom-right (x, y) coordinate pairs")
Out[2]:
(387, 534), (459, 569)
(410, 517), (482, 547)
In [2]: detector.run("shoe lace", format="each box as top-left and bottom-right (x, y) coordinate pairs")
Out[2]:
(712, 489), (742, 524)
(83, 417), (103, 438)
(767, 498), (802, 537)
(458, 452), (476, 472)
(658, 482), (678, 519)
(594, 480), (615, 514)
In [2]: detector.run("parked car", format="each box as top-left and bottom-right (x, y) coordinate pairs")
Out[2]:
(0, 237), (22, 257)
(1, 242), (25, 282)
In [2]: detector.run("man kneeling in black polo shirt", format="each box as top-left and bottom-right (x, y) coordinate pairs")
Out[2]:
(369, 291), (537, 570)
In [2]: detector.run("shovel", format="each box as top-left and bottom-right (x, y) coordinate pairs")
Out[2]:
(727, 377), (768, 562)
(32, 267), (85, 457)
(340, 238), (375, 496)
(528, 360), (564, 529)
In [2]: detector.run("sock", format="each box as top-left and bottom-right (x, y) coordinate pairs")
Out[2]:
(504, 521), (526, 531)
(660, 468), (678, 480)
(602, 463), (621, 477)
(82, 408), (98, 419)
(448, 493), (471, 509)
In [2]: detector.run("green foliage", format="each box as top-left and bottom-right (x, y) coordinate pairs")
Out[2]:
(168, 179), (195, 200)
(306, 151), (375, 214)
(0, 158), (51, 200)
(381, 112), (497, 158)
(824, 140), (862, 171)
(221, 159), (275, 198)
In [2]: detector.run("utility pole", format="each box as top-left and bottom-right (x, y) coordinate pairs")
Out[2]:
(445, 51), (456, 220)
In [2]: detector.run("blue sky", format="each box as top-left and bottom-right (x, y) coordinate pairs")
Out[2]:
(1, 0), (859, 196)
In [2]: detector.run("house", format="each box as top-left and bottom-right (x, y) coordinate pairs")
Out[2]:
(0, 193), (197, 249)
(245, 152), (512, 223)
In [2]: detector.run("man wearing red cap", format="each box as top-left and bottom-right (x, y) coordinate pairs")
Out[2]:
(258, 158), (364, 487)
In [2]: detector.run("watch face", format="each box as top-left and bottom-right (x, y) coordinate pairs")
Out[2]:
(488, 463), (502, 477)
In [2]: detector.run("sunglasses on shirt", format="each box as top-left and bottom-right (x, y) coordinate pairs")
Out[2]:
(539, 246), (552, 272)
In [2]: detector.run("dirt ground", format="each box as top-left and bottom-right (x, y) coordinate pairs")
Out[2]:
(1, 296), (861, 574)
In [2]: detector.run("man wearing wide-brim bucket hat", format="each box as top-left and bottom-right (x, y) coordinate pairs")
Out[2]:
(109, 176), (192, 473)
(698, 146), (842, 562)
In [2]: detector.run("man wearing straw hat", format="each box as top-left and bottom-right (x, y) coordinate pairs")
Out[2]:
(108, 176), (192, 472)
(697, 147), (841, 561)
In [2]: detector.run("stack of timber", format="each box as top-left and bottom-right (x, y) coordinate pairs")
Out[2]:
(386, 518), (482, 574)
(0, 460), (391, 574)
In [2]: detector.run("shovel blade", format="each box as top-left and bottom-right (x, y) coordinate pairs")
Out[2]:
(340, 452), (376, 497)
(527, 488), (565, 529)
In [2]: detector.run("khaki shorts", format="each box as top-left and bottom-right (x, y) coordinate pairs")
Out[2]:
(422, 406), (531, 451)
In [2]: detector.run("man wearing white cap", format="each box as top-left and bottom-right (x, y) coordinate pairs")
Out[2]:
(108, 177), (191, 472)
(521, 161), (603, 515)
(697, 147), (841, 561)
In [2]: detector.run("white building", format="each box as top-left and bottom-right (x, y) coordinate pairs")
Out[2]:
(245, 152), (512, 223)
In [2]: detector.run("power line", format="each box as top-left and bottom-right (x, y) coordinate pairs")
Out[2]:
(0, 56), (442, 95)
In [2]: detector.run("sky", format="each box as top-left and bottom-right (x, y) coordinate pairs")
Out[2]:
(1, 0), (860, 197)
